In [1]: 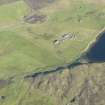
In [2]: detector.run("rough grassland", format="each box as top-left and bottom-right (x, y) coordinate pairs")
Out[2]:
(0, 0), (105, 105)
(0, 0), (105, 76)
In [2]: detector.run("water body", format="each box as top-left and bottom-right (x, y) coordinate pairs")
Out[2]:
(85, 31), (105, 62)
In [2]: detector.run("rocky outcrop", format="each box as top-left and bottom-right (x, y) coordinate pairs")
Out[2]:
(24, 63), (105, 105)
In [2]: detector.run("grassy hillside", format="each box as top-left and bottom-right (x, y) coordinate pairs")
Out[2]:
(0, 0), (105, 105)
(0, 0), (105, 75)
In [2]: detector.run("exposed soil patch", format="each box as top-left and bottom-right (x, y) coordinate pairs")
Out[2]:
(24, 0), (55, 10)
(24, 14), (46, 24)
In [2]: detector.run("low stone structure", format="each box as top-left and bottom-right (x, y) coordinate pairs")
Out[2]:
(53, 32), (77, 45)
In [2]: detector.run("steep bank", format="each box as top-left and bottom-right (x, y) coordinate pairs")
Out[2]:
(23, 62), (105, 105)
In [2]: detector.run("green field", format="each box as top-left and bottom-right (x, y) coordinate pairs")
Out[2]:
(0, 0), (105, 105)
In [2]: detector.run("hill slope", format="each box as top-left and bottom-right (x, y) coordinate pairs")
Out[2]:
(0, 0), (105, 105)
